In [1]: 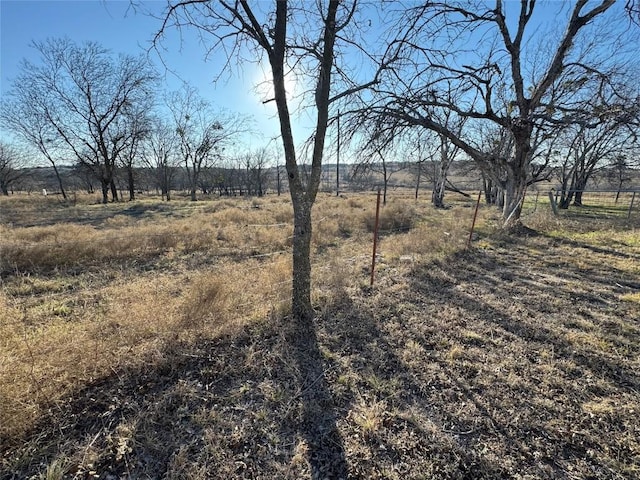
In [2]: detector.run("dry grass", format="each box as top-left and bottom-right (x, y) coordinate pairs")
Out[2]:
(1, 190), (639, 479)
(365, 200), (419, 233)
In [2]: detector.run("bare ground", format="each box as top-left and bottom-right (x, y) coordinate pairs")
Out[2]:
(2, 226), (639, 479)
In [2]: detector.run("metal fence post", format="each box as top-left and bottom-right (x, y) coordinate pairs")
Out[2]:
(370, 188), (382, 286)
(467, 191), (482, 249)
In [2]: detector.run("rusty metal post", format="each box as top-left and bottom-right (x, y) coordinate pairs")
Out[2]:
(370, 188), (381, 286)
(467, 190), (482, 249)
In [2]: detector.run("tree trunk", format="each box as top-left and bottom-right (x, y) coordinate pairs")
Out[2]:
(110, 179), (118, 202)
(483, 175), (493, 204)
(161, 165), (171, 201)
(558, 174), (574, 209)
(190, 168), (197, 200)
(51, 163), (68, 200)
(502, 171), (527, 229)
(277, 165), (281, 196)
(559, 185), (571, 209)
(500, 121), (533, 228)
(162, 177), (171, 201)
(383, 173), (388, 206)
(559, 192), (573, 209)
(127, 165), (135, 201)
(570, 174), (590, 206)
(269, 0), (338, 321)
(432, 179), (445, 208)
(432, 170), (447, 208)
(291, 198), (313, 321)
(573, 189), (584, 206)
(187, 162), (198, 201)
(101, 180), (109, 204)
(432, 134), (451, 208)
(414, 162), (422, 200)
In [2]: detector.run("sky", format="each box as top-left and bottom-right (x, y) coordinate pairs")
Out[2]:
(0, 0), (294, 151)
(1, 1), (636, 165)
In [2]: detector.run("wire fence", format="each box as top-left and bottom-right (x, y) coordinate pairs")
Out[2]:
(2, 187), (637, 281)
(0, 204), (369, 332)
(521, 188), (639, 220)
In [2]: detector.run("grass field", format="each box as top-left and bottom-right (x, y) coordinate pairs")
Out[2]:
(1, 191), (639, 479)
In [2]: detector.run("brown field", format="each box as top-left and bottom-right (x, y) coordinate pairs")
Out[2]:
(1, 191), (639, 479)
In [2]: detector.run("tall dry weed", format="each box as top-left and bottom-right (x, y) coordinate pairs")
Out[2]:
(181, 275), (231, 330)
(365, 202), (419, 233)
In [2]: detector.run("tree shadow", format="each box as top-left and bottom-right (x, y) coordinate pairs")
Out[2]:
(285, 316), (349, 479)
(1, 317), (350, 479)
(400, 243), (639, 475)
(314, 292), (515, 478)
(538, 231), (640, 261)
(408, 246), (640, 391)
(293, 236), (639, 477)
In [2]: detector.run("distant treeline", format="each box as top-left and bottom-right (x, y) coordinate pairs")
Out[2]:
(5, 160), (638, 201)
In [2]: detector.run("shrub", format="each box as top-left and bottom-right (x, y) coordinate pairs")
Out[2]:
(365, 202), (418, 233)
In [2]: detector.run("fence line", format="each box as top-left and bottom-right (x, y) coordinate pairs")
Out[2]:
(4, 188), (637, 333)
(520, 188), (639, 220)
(3, 187), (637, 292)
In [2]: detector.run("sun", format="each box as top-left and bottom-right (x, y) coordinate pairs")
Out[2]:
(253, 61), (298, 105)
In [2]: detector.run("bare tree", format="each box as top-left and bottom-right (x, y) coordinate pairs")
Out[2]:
(608, 155), (634, 203)
(479, 114), (557, 199)
(166, 86), (242, 201)
(363, 0), (623, 229)
(1, 88), (69, 199)
(71, 162), (96, 194)
(429, 109), (467, 208)
(141, 117), (179, 201)
(156, 0), (382, 320)
(240, 147), (272, 196)
(5, 38), (156, 204)
(120, 103), (153, 201)
(556, 121), (632, 208)
(351, 136), (407, 205)
(551, 76), (639, 207)
(427, 134), (462, 208)
(361, 82), (467, 208)
(0, 142), (28, 195)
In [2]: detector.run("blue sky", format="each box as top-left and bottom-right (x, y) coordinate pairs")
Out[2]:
(1, 1), (636, 163)
(0, 0), (290, 149)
